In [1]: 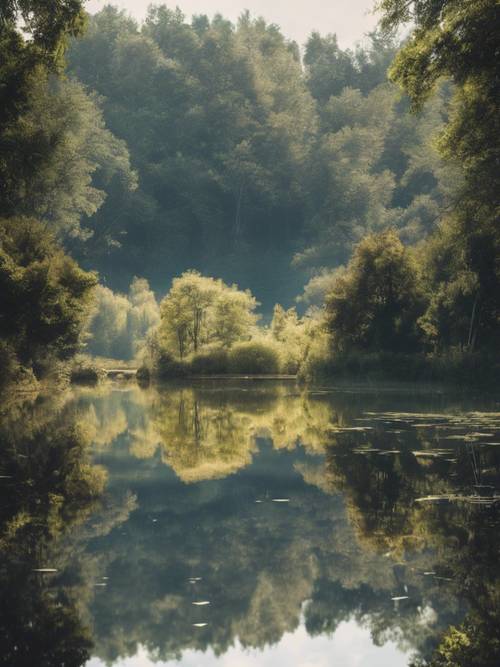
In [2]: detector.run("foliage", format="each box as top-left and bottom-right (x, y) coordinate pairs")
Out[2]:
(0, 75), (136, 239)
(69, 355), (105, 385)
(159, 271), (258, 359)
(0, 0), (138, 382)
(84, 277), (159, 360)
(0, 0), (87, 136)
(325, 230), (425, 353)
(379, 0), (500, 352)
(228, 340), (281, 375)
(0, 217), (97, 376)
(0, 1), (87, 64)
(66, 10), (455, 307)
(424, 616), (500, 667)
(270, 304), (323, 373)
(190, 349), (230, 375)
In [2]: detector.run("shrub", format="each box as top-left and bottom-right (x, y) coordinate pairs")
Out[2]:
(0, 341), (21, 388)
(136, 365), (151, 386)
(69, 356), (105, 385)
(301, 349), (500, 386)
(190, 349), (229, 375)
(228, 341), (280, 375)
(154, 350), (190, 379)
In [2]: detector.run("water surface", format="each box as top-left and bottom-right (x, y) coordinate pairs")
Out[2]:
(1, 381), (499, 666)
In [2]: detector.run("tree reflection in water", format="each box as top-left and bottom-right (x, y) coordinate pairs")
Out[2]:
(1, 382), (499, 666)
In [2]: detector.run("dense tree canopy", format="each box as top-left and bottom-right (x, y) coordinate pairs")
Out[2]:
(378, 0), (500, 351)
(65, 6), (455, 308)
(325, 230), (425, 353)
(0, 217), (97, 375)
(159, 271), (258, 359)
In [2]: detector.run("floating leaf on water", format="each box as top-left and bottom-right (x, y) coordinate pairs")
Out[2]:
(391, 596), (409, 601)
(94, 583), (107, 587)
(272, 498), (290, 503)
(32, 568), (58, 573)
(423, 572), (436, 576)
(415, 495), (451, 503)
(378, 450), (400, 455)
(192, 601), (210, 606)
(0, 475), (12, 479)
(188, 577), (202, 583)
(334, 426), (373, 432)
(412, 450), (453, 458)
(255, 500), (263, 503)
(193, 623), (208, 628)
(416, 494), (500, 505)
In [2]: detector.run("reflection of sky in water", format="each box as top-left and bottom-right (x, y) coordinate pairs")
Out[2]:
(60, 384), (500, 666)
(2, 383), (498, 667)
(87, 619), (408, 667)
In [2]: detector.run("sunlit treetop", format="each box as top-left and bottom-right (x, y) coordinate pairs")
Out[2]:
(378, 0), (500, 107)
(0, 0), (87, 65)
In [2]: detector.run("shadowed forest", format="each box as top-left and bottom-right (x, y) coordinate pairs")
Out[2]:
(1, 0), (499, 386)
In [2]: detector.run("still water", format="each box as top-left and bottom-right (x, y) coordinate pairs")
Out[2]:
(1, 380), (499, 666)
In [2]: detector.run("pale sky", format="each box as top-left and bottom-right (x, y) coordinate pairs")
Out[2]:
(85, 0), (380, 48)
(86, 619), (409, 667)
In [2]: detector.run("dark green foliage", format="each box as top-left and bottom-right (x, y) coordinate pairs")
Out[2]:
(0, 217), (97, 376)
(152, 350), (190, 379)
(65, 9), (452, 307)
(417, 216), (500, 352)
(69, 356), (105, 385)
(423, 615), (500, 667)
(303, 349), (500, 386)
(228, 341), (281, 375)
(379, 0), (500, 352)
(0, 1), (86, 60)
(325, 230), (425, 354)
(0, 0), (137, 381)
(0, 0), (86, 129)
(304, 30), (398, 101)
(0, 75), (136, 238)
(151, 341), (281, 377)
(191, 349), (230, 375)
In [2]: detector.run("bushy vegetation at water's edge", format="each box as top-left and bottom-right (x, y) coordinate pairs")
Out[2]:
(301, 350), (500, 387)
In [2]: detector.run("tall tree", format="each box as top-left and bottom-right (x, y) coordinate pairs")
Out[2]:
(379, 0), (500, 350)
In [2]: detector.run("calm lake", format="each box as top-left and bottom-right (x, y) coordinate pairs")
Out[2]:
(1, 380), (499, 666)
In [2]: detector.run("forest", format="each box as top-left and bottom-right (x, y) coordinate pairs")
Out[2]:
(0, 0), (499, 386)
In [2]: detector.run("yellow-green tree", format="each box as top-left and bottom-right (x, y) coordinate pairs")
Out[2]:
(159, 271), (258, 359)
